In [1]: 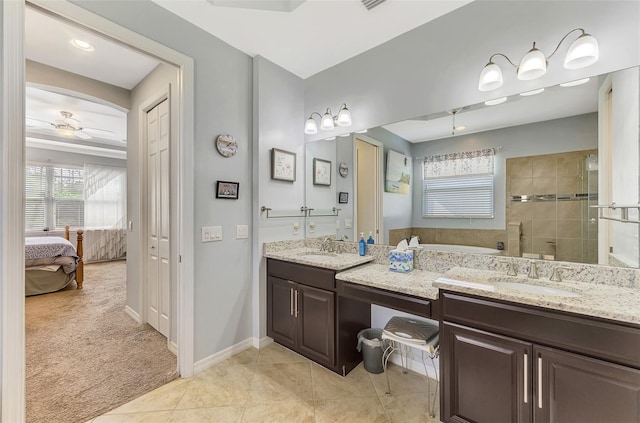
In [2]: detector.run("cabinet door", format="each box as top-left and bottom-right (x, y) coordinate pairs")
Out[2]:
(534, 345), (640, 423)
(442, 322), (532, 423)
(297, 284), (335, 368)
(267, 276), (296, 350)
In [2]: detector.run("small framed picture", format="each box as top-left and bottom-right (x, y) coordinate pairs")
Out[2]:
(216, 180), (239, 199)
(313, 158), (332, 186)
(271, 148), (296, 182)
(338, 192), (349, 204)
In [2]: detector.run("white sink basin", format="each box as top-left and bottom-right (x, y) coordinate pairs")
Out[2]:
(491, 281), (580, 297)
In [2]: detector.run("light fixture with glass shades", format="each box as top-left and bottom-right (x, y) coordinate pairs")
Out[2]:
(304, 103), (352, 134)
(478, 28), (599, 92)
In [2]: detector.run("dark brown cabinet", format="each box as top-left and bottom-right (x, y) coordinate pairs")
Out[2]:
(442, 322), (532, 423)
(440, 291), (640, 423)
(267, 258), (370, 375)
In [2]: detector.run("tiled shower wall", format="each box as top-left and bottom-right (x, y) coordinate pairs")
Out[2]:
(506, 149), (598, 264)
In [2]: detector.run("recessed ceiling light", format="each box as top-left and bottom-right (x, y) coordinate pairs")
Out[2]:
(520, 88), (545, 96)
(559, 78), (590, 87)
(71, 39), (95, 52)
(485, 97), (507, 106)
(355, 129), (368, 133)
(339, 133), (351, 137)
(455, 125), (466, 131)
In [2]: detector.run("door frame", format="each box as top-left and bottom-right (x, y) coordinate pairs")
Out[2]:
(2, 1), (195, 421)
(597, 75), (613, 265)
(353, 134), (384, 244)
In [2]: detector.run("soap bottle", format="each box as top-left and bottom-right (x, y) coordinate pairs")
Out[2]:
(359, 233), (367, 256)
(367, 231), (375, 244)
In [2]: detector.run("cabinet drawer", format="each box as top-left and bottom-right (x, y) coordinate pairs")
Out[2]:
(267, 259), (335, 291)
(441, 291), (640, 369)
(338, 281), (432, 318)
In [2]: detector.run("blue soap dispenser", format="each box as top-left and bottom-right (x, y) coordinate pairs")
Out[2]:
(359, 232), (367, 256)
(367, 231), (375, 244)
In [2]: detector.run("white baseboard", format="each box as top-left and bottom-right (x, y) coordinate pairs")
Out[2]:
(253, 336), (273, 349)
(124, 305), (141, 323)
(193, 338), (254, 374)
(168, 341), (178, 356)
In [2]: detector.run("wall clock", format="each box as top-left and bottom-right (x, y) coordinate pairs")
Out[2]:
(215, 134), (238, 157)
(339, 162), (349, 178)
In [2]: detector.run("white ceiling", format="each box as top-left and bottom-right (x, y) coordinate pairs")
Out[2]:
(151, 0), (473, 79)
(383, 78), (600, 142)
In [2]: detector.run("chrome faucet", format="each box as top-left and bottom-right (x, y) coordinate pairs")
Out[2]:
(527, 260), (539, 279)
(320, 236), (335, 253)
(550, 265), (570, 282)
(499, 259), (517, 276)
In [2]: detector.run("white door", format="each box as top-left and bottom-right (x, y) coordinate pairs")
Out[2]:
(147, 99), (170, 337)
(356, 137), (382, 242)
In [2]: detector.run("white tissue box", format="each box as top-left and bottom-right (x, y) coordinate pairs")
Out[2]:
(389, 249), (414, 273)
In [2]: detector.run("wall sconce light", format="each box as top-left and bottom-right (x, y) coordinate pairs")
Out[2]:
(478, 28), (599, 91)
(304, 103), (352, 134)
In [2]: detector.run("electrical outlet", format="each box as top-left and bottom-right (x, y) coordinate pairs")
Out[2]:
(236, 224), (249, 239)
(202, 226), (223, 242)
(344, 219), (352, 229)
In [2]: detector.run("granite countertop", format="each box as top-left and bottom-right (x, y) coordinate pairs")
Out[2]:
(434, 267), (640, 325)
(336, 263), (440, 300)
(264, 247), (374, 271)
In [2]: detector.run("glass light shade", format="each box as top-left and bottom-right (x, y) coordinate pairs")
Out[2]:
(336, 106), (352, 127)
(478, 62), (503, 91)
(564, 34), (599, 69)
(518, 47), (547, 80)
(320, 110), (335, 131)
(56, 126), (76, 137)
(304, 117), (318, 134)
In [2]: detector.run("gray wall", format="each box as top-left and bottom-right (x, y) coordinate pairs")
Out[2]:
(409, 113), (598, 229)
(71, 0), (254, 362)
(304, 1), (640, 142)
(253, 56), (304, 339)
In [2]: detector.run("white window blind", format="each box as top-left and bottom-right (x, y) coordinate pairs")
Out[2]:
(422, 149), (494, 218)
(25, 164), (84, 230)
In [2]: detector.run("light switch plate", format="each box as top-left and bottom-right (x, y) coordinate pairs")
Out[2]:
(202, 226), (223, 242)
(236, 224), (249, 239)
(344, 219), (352, 229)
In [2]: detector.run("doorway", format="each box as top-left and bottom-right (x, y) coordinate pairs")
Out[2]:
(3, 1), (195, 420)
(355, 136), (384, 244)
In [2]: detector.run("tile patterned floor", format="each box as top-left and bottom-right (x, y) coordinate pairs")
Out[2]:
(88, 343), (440, 423)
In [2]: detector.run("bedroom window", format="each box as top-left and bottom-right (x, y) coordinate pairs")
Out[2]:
(25, 164), (85, 230)
(422, 148), (495, 218)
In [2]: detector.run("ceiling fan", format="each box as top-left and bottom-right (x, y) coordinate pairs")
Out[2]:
(26, 110), (117, 140)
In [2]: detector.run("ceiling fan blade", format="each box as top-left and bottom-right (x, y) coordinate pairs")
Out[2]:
(75, 131), (93, 140)
(25, 117), (53, 127)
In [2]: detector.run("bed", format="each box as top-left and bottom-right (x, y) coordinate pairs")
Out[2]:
(25, 226), (84, 296)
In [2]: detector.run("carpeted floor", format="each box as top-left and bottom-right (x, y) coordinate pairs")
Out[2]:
(26, 260), (177, 423)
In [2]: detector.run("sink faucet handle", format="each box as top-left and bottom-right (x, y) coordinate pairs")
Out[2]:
(499, 259), (518, 276)
(549, 265), (571, 282)
(527, 260), (539, 279)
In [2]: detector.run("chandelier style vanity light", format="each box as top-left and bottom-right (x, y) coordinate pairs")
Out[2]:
(304, 103), (352, 134)
(478, 28), (599, 92)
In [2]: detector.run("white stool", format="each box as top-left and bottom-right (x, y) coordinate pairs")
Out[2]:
(381, 316), (440, 417)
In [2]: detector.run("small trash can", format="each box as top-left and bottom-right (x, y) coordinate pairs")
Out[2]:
(357, 328), (386, 374)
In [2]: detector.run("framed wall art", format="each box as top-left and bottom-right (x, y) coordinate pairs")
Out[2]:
(271, 148), (296, 182)
(338, 192), (349, 204)
(216, 180), (239, 199)
(313, 158), (332, 186)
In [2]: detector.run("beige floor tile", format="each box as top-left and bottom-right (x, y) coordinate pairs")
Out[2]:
(107, 378), (191, 414)
(176, 364), (255, 409)
(315, 397), (389, 423)
(380, 393), (440, 423)
(256, 343), (310, 365)
(242, 400), (315, 423)
(247, 362), (313, 404)
(168, 406), (244, 422)
(222, 347), (259, 368)
(94, 411), (172, 423)
(369, 363), (430, 397)
(312, 363), (377, 400)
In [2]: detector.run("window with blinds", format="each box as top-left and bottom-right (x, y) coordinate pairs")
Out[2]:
(25, 164), (84, 230)
(422, 149), (494, 218)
